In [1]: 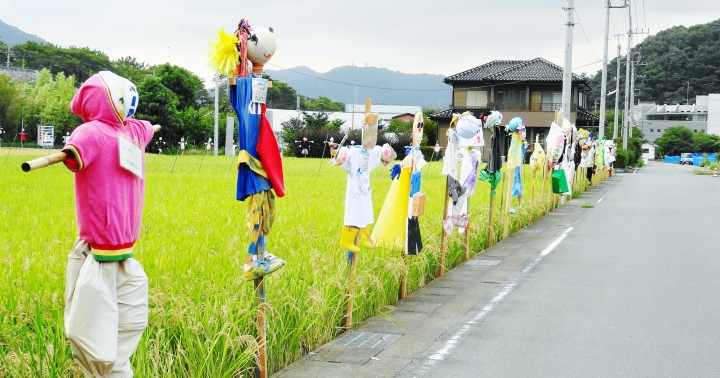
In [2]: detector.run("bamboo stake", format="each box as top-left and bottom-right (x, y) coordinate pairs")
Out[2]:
(464, 212), (470, 261)
(3, 134), (17, 165)
(22, 125), (162, 172)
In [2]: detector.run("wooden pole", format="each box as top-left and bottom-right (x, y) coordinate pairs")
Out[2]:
(464, 212), (470, 261)
(254, 228), (267, 378)
(502, 167), (513, 238)
(344, 244), (358, 329)
(399, 253), (408, 299)
(439, 176), (450, 276)
(487, 182), (495, 248)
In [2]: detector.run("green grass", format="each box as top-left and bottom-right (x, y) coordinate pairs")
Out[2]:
(0, 149), (601, 377)
(582, 203), (595, 208)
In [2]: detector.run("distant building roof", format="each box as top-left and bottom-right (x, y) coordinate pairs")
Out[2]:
(429, 107), (606, 126)
(0, 66), (39, 82)
(345, 104), (423, 114)
(444, 58), (591, 91)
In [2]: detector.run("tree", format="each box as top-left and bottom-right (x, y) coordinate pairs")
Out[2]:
(387, 118), (412, 133)
(654, 126), (695, 156)
(692, 132), (720, 153)
(154, 63), (204, 109)
(111, 56), (150, 85)
(263, 77), (298, 110)
(301, 96), (344, 111)
(303, 111), (330, 130)
(327, 118), (344, 132)
(135, 76), (182, 144)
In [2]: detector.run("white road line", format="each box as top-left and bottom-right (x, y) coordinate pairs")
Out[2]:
(417, 227), (574, 374)
(597, 197), (604, 204)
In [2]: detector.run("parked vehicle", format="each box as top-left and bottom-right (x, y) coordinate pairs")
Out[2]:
(680, 153), (694, 165)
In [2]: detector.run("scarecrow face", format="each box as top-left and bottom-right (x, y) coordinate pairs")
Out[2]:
(246, 26), (276, 67)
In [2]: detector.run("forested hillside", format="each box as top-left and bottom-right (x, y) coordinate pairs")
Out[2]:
(585, 18), (720, 108)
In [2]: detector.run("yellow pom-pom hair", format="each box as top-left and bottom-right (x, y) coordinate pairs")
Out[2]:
(577, 128), (589, 140)
(208, 28), (240, 77)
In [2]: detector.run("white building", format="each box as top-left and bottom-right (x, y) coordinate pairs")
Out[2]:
(637, 94), (720, 143)
(265, 104), (423, 133)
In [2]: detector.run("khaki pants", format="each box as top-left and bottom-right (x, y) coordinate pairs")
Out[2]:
(65, 238), (148, 377)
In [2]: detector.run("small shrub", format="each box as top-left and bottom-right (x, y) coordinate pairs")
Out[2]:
(582, 203), (594, 208)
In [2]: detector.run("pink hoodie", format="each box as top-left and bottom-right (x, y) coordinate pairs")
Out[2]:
(63, 72), (153, 261)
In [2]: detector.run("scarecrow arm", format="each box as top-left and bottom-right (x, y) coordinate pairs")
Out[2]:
(21, 125), (162, 172)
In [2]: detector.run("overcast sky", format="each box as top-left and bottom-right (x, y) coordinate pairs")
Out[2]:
(2, 1), (719, 88)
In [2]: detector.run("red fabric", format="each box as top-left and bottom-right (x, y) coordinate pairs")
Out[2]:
(19, 133), (26, 141)
(256, 104), (285, 198)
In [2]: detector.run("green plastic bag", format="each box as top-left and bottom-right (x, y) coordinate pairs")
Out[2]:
(552, 169), (569, 193)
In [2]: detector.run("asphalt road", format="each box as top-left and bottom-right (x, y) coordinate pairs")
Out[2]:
(399, 162), (720, 377)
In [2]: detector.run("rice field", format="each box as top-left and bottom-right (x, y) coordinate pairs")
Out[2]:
(0, 148), (603, 377)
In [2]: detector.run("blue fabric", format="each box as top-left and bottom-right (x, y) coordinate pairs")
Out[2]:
(231, 78), (272, 201)
(410, 172), (422, 197)
(390, 163), (401, 180)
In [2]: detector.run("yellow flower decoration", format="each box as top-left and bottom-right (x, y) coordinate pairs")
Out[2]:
(207, 28), (240, 77)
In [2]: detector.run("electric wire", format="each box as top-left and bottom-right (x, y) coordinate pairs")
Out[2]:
(574, 8), (601, 60)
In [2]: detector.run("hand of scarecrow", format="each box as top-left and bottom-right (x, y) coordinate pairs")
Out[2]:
(390, 163), (401, 180)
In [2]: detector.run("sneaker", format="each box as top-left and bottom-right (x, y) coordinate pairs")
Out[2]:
(242, 252), (286, 281)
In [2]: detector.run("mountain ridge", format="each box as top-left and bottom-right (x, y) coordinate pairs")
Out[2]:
(0, 19), (48, 46)
(265, 65), (451, 108)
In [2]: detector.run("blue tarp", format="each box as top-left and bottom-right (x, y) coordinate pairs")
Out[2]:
(664, 153), (716, 165)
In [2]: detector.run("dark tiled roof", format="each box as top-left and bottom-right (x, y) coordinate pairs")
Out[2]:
(445, 58), (591, 90)
(431, 107), (608, 126)
(428, 108), (477, 120)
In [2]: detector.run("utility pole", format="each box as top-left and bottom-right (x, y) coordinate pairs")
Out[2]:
(561, 0), (575, 120)
(629, 61), (635, 138)
(601, 1), (629, 139)
(613, 34), (622, 140)
(599, 0), (611, 138)
(622, 4), (632, 150)
(5, 46), (9, 67)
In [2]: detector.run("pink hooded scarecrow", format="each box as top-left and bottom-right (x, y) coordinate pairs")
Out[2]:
(62, 71), (153, 377)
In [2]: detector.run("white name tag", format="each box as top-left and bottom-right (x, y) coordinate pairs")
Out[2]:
(360, 153), (369, 173)
(119, 137), (143, 179)
(252, 79), (268, 104)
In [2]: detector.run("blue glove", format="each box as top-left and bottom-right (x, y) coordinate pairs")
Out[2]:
(390, 163), (401, 180)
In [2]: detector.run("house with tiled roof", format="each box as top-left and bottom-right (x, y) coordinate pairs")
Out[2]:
(430, 58), (600, 160)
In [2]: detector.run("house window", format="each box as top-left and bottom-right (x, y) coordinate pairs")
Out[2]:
(495, 91), (505, 110)
(649, 128), (653, 132)
(466, 90), (488, 107)
(508, 91), (515, 109)
(642, 148), (649, 153)
(519, 91), (526, 108)
(694, 129), (698, 132)
(541, 92), (562, 111)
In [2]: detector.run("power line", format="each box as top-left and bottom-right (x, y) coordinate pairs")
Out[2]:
(574, 8), (600, 60)
(642, 0), (647, 31)
(265, 63), (450, 92)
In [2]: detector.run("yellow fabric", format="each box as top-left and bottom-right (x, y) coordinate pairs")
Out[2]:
(207, 28), (240, 78)
(530, 142), (546, 172)
(371, 168), (411, 250)
(506, 133), (523, 169)
(237, 150), (268, 179)
(246, 191), (275, 234)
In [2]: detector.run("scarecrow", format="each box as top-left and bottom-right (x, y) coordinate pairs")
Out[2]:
(477, 111), (504, 197)
(336, 108), (396, 252)
(61, 71), (154, 377)
(505, 117), (527, 212)
(209, 19), (286, 280)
